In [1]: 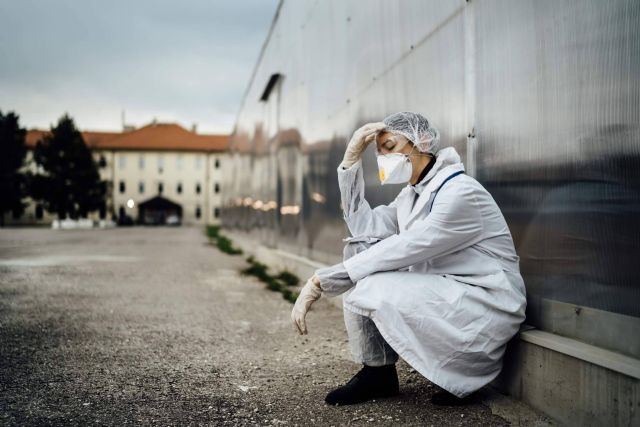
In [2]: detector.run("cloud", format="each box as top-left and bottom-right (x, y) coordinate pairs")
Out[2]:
(0, 0), (279, 133)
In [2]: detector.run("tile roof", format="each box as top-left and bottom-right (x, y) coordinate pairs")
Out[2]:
(25, 123), (228, 153)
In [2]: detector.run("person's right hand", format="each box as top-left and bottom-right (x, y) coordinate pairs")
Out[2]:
(291, 277), (322, 335)
(340, 122), (387, 168)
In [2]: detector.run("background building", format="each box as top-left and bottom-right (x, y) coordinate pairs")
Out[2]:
(12, 122), (228, 226)
(222, 1), (640, 425)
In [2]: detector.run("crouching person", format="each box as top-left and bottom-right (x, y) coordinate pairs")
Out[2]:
(291, 112), (527, 406)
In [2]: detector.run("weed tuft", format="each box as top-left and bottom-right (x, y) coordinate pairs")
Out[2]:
(275, 270), (300, 287)
(204, 226), (243, 255)
(241, 257), (301, 303)
(206, 225), (221, 239)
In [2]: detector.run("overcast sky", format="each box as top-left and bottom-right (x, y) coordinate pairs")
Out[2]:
(0, 0), (279, 134)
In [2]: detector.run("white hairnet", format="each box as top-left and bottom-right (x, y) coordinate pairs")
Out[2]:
(382, 111), (440, 154)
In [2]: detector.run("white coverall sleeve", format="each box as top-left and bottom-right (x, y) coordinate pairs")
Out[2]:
(338, 159), (399, 239)
(342, 181), (484, 282)
(314, 262), (353, 297)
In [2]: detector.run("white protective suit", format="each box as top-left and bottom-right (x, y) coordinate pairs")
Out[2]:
(329, 146), (527, 398)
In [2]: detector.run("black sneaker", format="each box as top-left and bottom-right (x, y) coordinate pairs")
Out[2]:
(430, 390), (477, 406)
(325, 364), (399, 406)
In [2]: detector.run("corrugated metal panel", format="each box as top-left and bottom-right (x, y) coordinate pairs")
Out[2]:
(223, 0), (640, 358)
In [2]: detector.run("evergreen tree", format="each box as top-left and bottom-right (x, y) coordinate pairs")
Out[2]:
(30, 114), (106, 220)
(0, 110), (28, 226)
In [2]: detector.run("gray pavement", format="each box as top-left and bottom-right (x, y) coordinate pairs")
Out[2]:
(0, 227), (509, 426)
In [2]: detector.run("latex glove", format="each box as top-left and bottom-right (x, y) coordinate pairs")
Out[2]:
(291, 275), (322, 335)
(340, 122), (387, 168)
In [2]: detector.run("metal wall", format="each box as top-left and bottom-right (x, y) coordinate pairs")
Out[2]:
(223, 0), (640, 358)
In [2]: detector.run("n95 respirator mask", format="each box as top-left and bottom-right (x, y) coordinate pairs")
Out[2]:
(377, 153), (413, 185)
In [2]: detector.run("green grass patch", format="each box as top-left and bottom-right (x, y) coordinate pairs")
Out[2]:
(204, 225), (243, 255)
(206, 225), (221, 239)
(275, 270), (300, 287)
(241, 256), (300, 303)
(215, 235), (243, 255)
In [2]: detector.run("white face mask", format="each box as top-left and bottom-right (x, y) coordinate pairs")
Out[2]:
(377, 152), (413, 185)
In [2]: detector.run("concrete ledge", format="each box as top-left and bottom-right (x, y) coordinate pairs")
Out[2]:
(495, 334), (639, 427)
(518, 329), (640, 380)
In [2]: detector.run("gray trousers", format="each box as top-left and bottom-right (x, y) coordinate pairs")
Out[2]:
(342, 241), (399, 367)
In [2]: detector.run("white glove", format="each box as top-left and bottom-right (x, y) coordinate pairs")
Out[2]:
(291, 276), (322, 335)
(340, 122), (387, 168)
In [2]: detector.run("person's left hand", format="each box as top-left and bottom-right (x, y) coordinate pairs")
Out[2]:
(340, 122), (387, 168)
(291, 275), (322, 335)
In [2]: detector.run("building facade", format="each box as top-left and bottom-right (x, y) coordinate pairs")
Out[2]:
(10, 122), (228, 226)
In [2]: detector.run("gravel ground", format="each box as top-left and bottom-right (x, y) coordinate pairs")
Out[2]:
(0, 227), (509, 426)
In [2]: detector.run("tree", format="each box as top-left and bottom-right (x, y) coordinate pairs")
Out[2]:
(30, 114), (106, 220)
(0, 110), (28, 226)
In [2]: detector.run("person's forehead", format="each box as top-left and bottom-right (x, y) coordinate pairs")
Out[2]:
(376, 130), (396, 143)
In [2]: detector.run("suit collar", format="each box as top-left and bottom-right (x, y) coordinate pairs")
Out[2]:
(403, 147), (465, 226)
(408, 147), (463, 195)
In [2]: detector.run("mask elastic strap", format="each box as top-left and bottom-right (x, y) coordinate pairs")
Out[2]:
(406, 142), (431, 158)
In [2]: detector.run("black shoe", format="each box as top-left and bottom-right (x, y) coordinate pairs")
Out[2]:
(430, 390), (477, 406)
(325, 364), (399, 406)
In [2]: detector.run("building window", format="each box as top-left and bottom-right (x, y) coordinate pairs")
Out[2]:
(138, 155), (145, 170)
(177, 182), (183, 194)
(214, 158), (220, 169)
(195, 183), (201, 194)
(139, 181), (145, 194)
(214, 207), (220, 218)
(157, 155), (164, 173)
(176, 155), (183, 170)
(118, 156), (126, 170)
(195, 206), (201, 219)
(158, 182), (164, 194)
(214, 183), (220, 194)
(119, 180), (126, 193)
(98, 155), (107, 168)
(195, 156), (202, 170)
(35, 204), (44, 219)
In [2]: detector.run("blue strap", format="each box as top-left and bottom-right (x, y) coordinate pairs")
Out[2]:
(429, 171), (464, 212)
